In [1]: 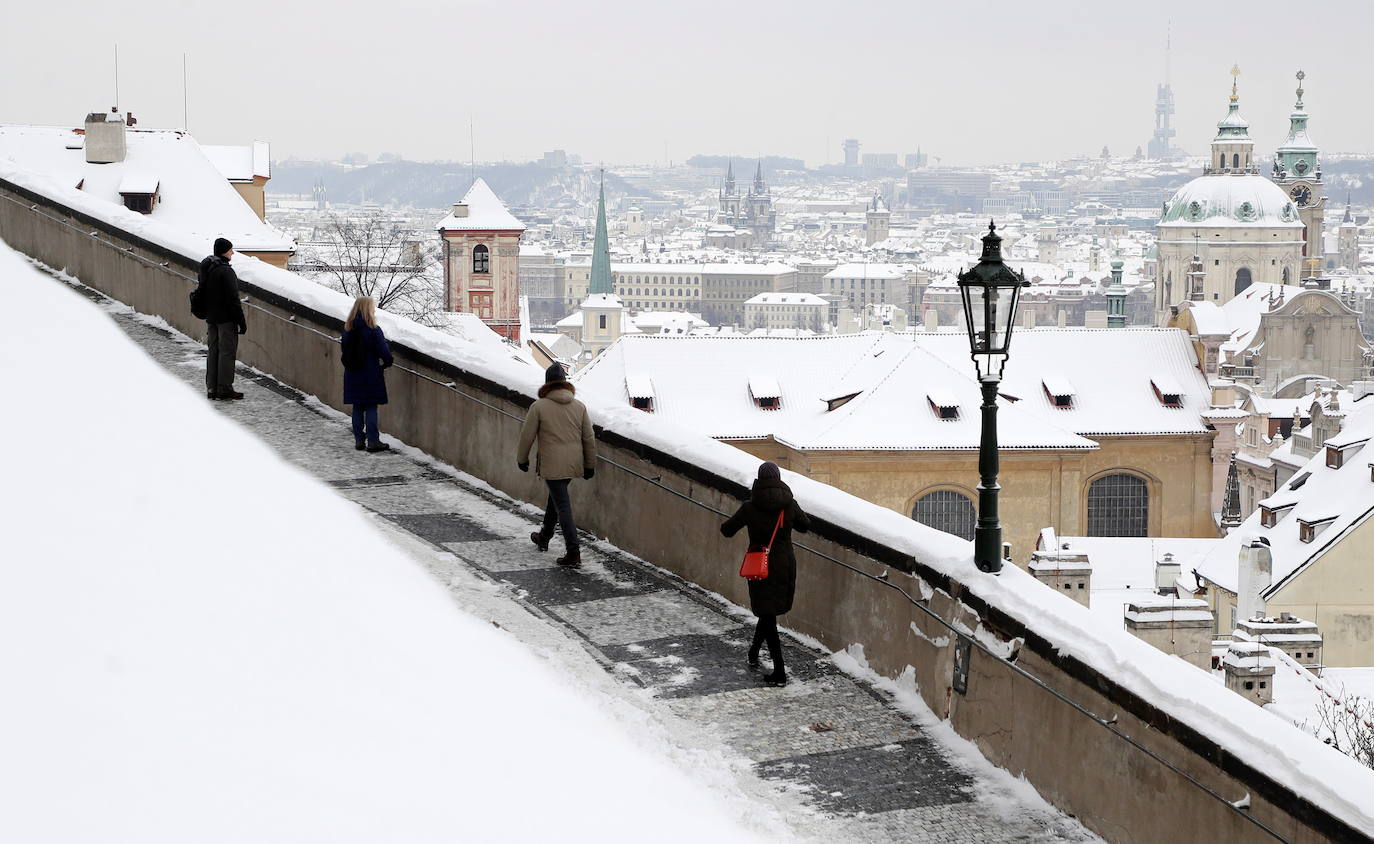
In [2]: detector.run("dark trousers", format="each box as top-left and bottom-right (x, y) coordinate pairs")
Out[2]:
(752, 614), (784, 673)
(206, 322), (239, 394)
(540, 479), (578, 551)
(352, 404), (380, 445)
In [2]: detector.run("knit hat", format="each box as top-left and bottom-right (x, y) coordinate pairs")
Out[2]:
(213, 237), (234, 256)
(758, 462), (781, 480)
(544, 363), (567, 384)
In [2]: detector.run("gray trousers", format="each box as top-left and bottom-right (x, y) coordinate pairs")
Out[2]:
(206, 322), (239, 394)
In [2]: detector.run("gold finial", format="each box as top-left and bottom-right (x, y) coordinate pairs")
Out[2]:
(1230, 63), (1241, 102)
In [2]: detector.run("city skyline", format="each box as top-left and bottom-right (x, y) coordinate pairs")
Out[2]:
(4, 0), (1372, 167)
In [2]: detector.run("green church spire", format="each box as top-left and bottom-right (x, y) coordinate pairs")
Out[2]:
(589, 171), (613, 295)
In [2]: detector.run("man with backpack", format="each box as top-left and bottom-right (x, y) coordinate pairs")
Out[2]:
(194, 237), (247, 400)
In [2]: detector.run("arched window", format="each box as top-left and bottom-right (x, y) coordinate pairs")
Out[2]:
(1232, 153), (1240, 169)
(1282, 267), (1291, 284)
(472, 244), (490, 274)
(1234, 267), (1253, 295)
(1087, 474), (1148, 537)
(912, 490), (975, 541)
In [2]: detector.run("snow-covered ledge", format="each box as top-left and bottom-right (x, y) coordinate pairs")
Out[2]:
(3, 164), (1372, 842)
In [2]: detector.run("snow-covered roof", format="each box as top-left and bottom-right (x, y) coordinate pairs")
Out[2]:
(435, 178), (526, 232)
(1159, 175), (1303, 229)
(572, 332), (1094, 450)
(116, 172), (159, 195)
(1046, 536), (1222, 627)
(202, 141), (270, 182)
(698, 262), (796, 276)
(824, 262), (908, 280)
(580, 293), (624, 310)
(0, 124), (294, 252)
(911, 328), (1213, 437)
(1194, 396), (1374, 595)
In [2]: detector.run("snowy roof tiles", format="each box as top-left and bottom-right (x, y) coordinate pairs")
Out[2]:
(910, 328), (1213, 437)
(0, 124), (293, 252)
(1194, 397), (1374, 595)
(435, 178), (526, 232)
(825, 262), (908, 279)
(573, 332), (1094, 450)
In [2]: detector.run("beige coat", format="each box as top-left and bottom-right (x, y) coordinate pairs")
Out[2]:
(517, 383), (597, 480)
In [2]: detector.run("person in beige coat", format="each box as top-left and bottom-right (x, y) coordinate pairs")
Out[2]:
(518, 363), (597, 567)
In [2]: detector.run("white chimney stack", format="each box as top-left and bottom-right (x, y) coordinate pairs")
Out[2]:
(451, 202), (469, 218)
(1237, 538), (1273, 624)
(84, 110), (127, 164)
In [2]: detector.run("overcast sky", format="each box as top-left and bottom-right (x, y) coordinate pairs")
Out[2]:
(4, 0), (1369, 167)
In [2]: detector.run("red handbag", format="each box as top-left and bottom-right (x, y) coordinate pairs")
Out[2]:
(740, 511), (785, 581)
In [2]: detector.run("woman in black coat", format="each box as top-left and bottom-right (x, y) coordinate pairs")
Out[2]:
(340, 296), (394, 453)
(721, 462), (811, 686)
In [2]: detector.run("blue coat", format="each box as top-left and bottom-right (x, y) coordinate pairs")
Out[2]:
(342, 324), (393, 406)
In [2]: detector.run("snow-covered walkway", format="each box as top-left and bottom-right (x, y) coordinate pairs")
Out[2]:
(58, 270), (1095, 843)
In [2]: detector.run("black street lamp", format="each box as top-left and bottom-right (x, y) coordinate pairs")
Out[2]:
(957, 221), (1030, 574)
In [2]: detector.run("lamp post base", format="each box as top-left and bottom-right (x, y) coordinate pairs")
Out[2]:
(975, 377), (1003, 574)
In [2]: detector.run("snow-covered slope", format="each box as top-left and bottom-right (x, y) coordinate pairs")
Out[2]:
(0, 238), (757, 843)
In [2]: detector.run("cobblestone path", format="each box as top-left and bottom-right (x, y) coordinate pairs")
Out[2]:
(79, 277), (1097, 843)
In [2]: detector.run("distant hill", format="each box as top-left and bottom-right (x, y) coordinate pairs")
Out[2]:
(686, 155), (807, 174)
(269, 161), (646, 211)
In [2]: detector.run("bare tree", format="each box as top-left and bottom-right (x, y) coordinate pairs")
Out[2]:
(1297, 691), (1374, 771)
(297, 212), (444, 327)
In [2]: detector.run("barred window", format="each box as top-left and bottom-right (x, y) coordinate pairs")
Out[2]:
(1087, 474), (1148, 537)
(912, 490), (975, 541)
(472, 244), (490, 274)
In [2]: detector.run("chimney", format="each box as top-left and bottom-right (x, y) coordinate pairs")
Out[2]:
(451, 202), (469, 218)
(1236, 538), (1273, 624)
(1155, 552), (1181, 593)
(84, 110), (127, 164)
(1222, 641), (1276, 705)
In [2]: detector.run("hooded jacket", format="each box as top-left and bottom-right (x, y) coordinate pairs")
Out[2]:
(722, 476), (811, 616)
(516, 381), (597, 480)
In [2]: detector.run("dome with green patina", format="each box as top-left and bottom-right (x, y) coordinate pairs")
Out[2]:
(1159, 174), (1302, 229)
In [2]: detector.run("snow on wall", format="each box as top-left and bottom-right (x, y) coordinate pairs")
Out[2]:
(3, 160), (1373, 834)
(0, 237), (761, 842)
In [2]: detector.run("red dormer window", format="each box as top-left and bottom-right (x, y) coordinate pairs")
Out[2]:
(927, 395), (959, 420)
(1152, 378), (1183, 408)
(1042, 376), (1075, 409)
(1327, 446), (1343, 469)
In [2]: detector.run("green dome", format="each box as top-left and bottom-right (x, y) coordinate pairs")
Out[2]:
(1159, 175), (1302, 228)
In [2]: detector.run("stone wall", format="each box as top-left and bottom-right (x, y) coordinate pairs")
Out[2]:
(1, 176), (1368, 843)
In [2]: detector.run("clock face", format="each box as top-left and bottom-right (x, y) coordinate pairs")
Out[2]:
(1290, 184), (1313, 206)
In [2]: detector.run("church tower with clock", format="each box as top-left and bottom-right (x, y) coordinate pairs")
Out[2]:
(1155, 69), (1304, 321)
(1272, 70), (1326, 280)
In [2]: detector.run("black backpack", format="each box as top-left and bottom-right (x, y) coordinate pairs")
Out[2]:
(341, 328), (368, 371)
(189, 285), (208, 320)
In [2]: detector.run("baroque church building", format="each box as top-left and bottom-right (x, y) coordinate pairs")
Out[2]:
(1155, 70), (1308, 321)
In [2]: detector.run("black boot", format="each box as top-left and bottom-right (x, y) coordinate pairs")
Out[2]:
(556, 548), (582, 568)
(219, 389), (245, 400)
(764, 670), (788, 686)
(354, 440), (366, 451)
(365, 442), (391, 453)
(530, 531), (551, 552)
